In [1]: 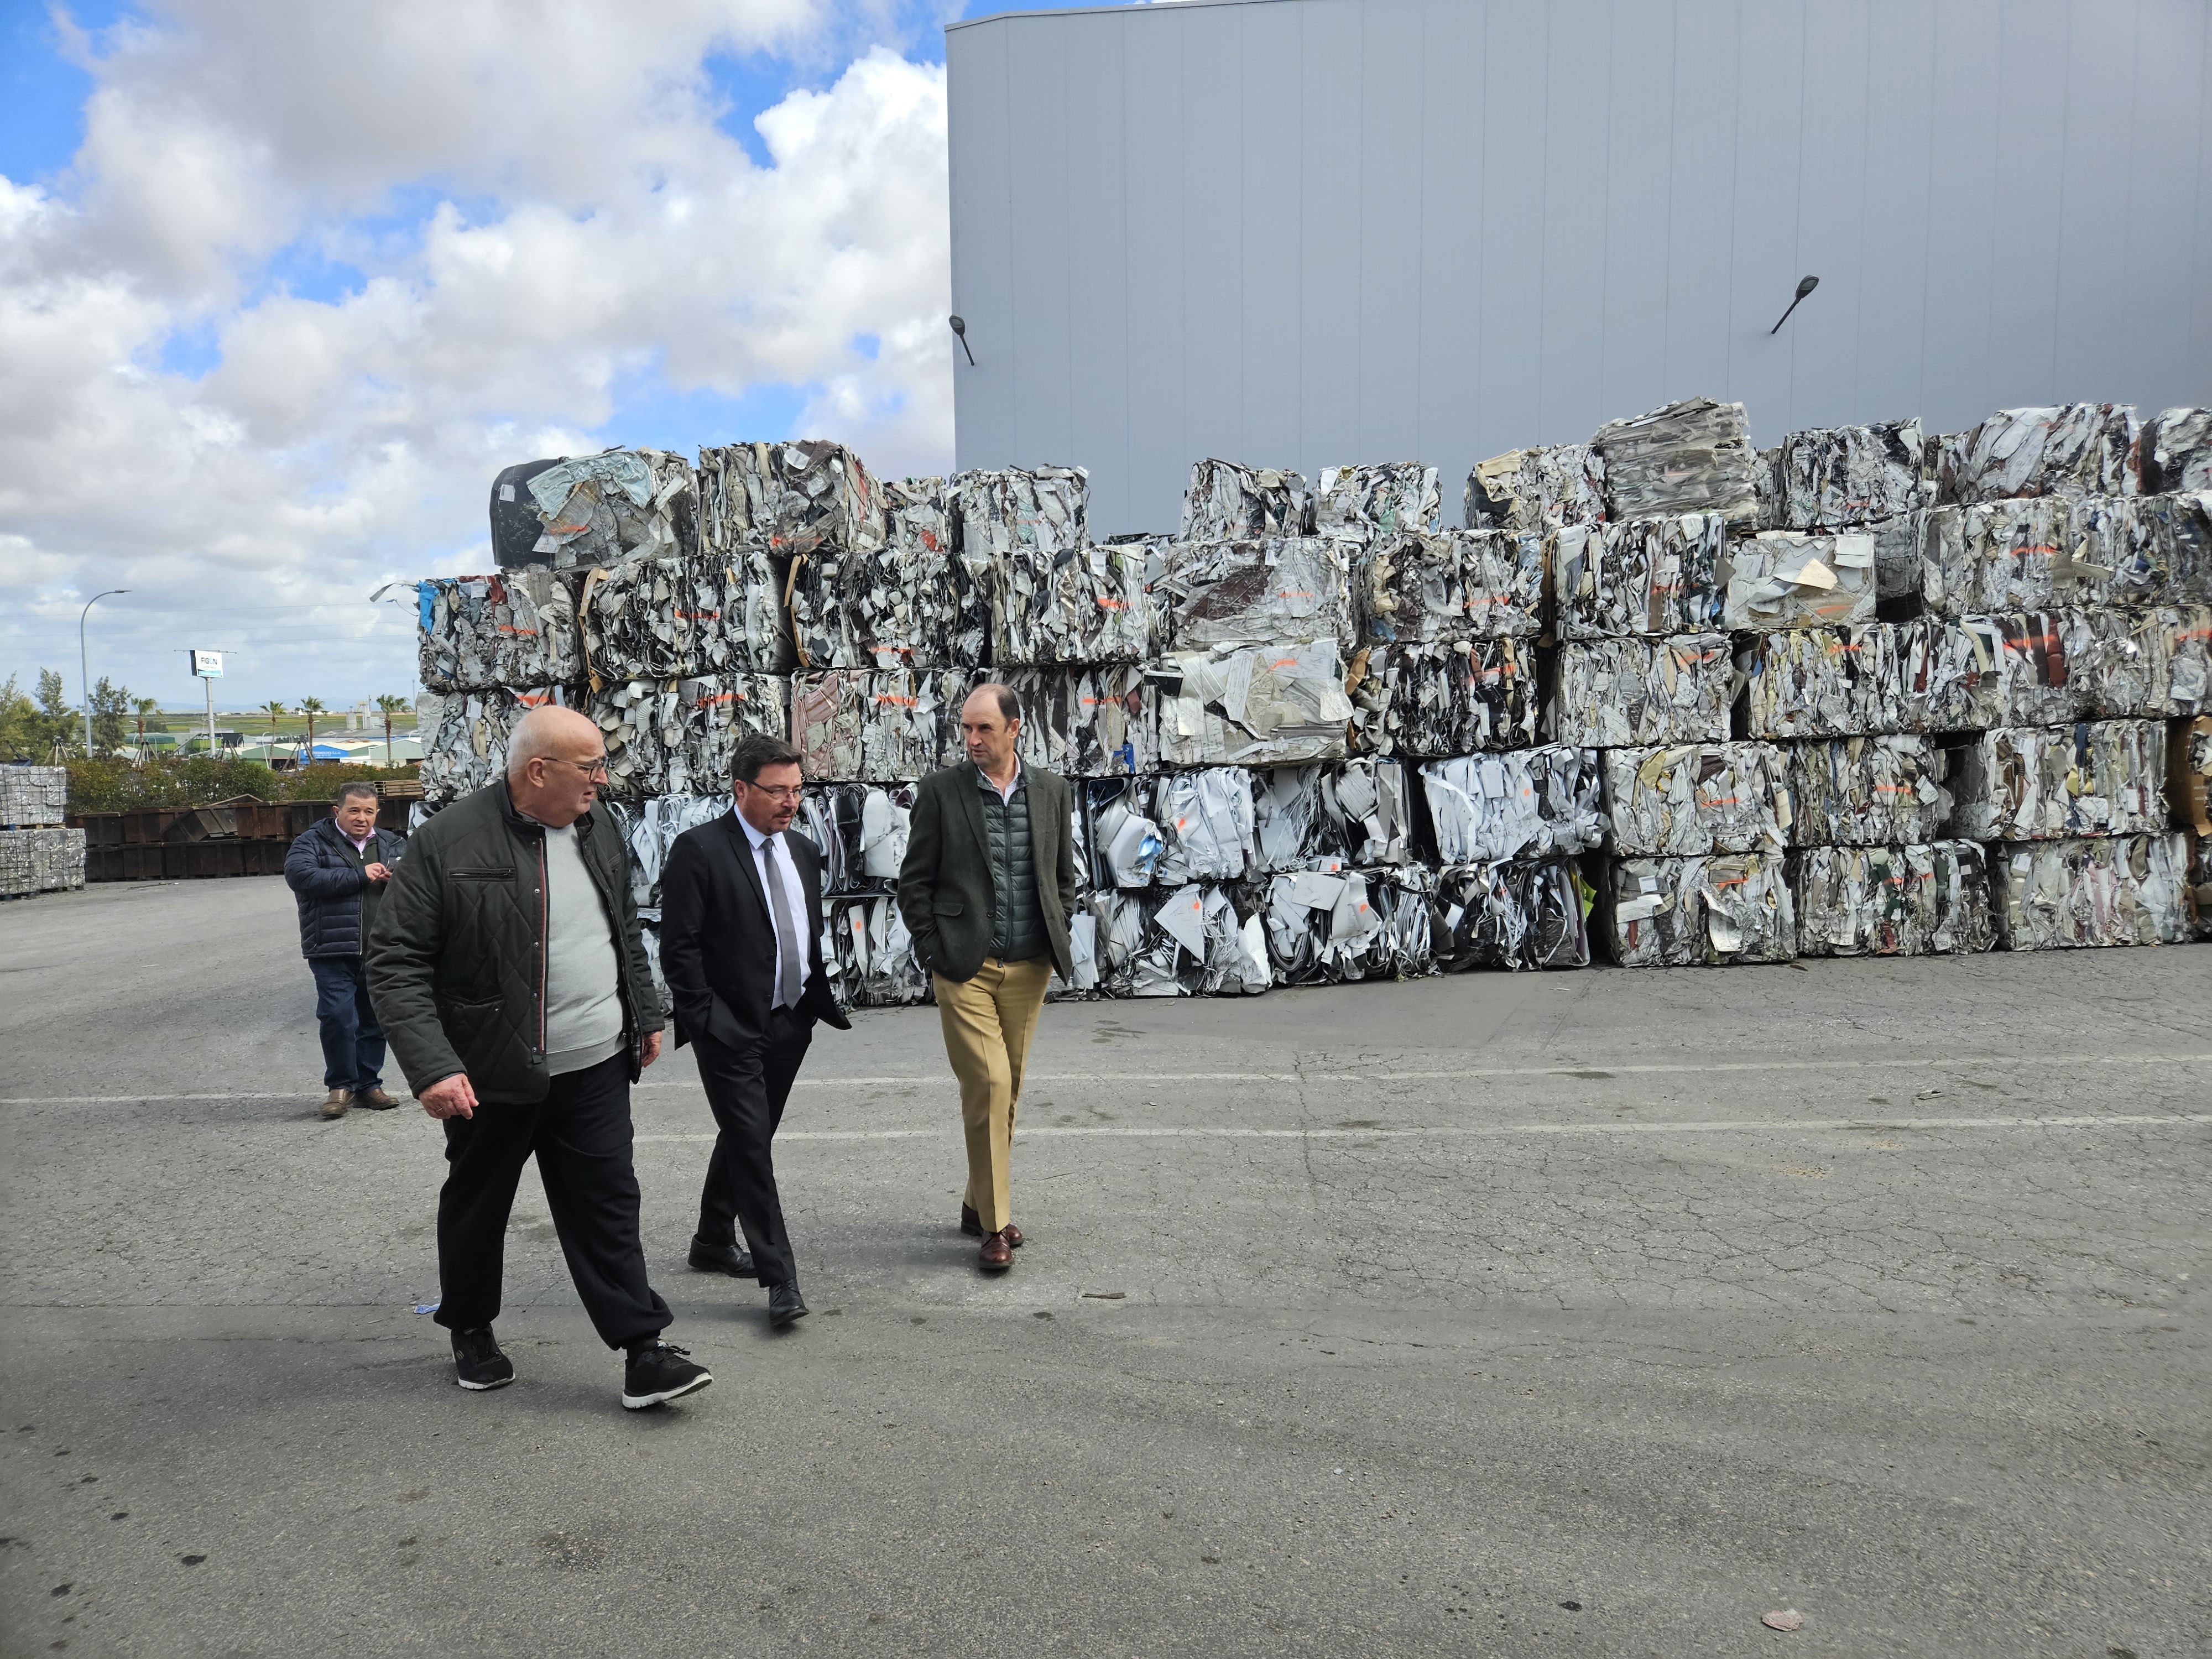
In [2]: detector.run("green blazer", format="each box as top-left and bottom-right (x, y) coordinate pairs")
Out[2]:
(898, 764), (1081, 983)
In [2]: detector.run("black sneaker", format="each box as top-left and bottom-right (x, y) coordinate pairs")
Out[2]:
(623, 1340), (711, 1410)
(452, 1326), (514, 1391)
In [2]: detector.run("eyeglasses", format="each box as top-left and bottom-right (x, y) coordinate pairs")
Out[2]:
(547, 755), (611, 781)
(738, 781), (805, 802)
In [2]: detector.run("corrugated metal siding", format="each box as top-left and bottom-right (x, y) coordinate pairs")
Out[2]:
(947, 0), (2211, 536)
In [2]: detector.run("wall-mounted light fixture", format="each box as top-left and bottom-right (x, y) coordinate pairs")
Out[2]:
(949, 315), (975, 364)
(1770, 275), (1819, 335)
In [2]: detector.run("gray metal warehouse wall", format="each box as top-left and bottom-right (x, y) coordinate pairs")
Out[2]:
(946, 0), (2211, 536)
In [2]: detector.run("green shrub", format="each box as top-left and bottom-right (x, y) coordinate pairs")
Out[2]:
(65, 757), (419, 813)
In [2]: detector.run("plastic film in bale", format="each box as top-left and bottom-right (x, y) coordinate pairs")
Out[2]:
(1358, 530), (1543, 645)
(1588, 397), (1761, 524)
(1552, 513), (1726, 639)
(1431, 859), (1590, 971)
(697, 439), (883, 558)
(1150, 642), (1353, 768)
(1315, 464), (1441, 544)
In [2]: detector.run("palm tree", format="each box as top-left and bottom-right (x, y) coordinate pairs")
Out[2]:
(375, 693), (409, 765)
(300, 695), (326, 762)
(262, 700), (287, 755)
(132, 696), (160, 760)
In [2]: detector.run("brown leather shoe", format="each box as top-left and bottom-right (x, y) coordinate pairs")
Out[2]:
(961, 1206), (1022, 1248)
(355, 1087), (399, 1110)
(320, 1089), (351, 1119)
(978, 1230), (1013, 1272)
(1001, 1222), (1024, 1248)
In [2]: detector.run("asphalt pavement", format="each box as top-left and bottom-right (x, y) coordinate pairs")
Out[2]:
(1, 876), (2205, 1658)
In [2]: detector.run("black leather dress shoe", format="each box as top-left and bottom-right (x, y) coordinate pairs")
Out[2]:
(688, 1240), (755, 1278)
(766, 1282), (809, 1328)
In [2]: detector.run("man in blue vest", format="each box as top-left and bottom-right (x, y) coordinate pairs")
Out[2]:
(284, 782), (405, 1119)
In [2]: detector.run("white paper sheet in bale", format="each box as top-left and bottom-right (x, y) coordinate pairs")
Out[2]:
(792, 784), (914, 896)
(1603, 852), (1797, 966)
(1261, 860), (1434, 985)
(1601, 742), (1790, 856)
(1551, 634), (1735, 748)
(827, 895), (932, 1008)
(0, 766), (67, 827)
(1315, 465), (1442, 544)
(1419, 747), (1608, 864)
(1180, 460), (1313, 541)
(1357, 530), (1543, 645)
(697, 440), (883, 558)
(2140, 409), (2212, 494)
(1719, 531), (1876, 631)
(526, 447), (697, 570)
(0, 828), (86, 896)
(790, 670), (963, 784)
(579, 551), (790, 681)
(1083, 778), (1165, 889)
(1553, 513), (1728, 639)
(419, 687), (570, 804)
(593, 674), (787, 800)
(1588, 397), (1761, 524)
(1092, 885), (1270, 998)
(994, 666), (1156, 778)
(606, 794), (733, 911)
(1251, 765), (1324, 872)
(992, 540), (1154, 666)
(1786, 736), (1951, 846)
(1157, 538), (1354, 655)
(1432, 859), (1590, 972)
(1151, 641), (1353, 769)
(1463, 445), (1606, 532)
(416, 570), (583, 693)
(1938, 405), (2143, 504)
(1350, 639), (1538, 757)
(1791, 842), (1995, 957)
(1991, 832), (2193, 949)
(951, 465), (1088, 560)
(1775, 419), (1929, 529)
(1151, 768), (1257, 885)
(1941, 720), (2167, 841)
(1320, 757), (1415, 865)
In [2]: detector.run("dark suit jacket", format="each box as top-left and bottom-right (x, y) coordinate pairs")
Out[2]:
(897, 764), (1081, 984)
(659, 812), (851, 1050)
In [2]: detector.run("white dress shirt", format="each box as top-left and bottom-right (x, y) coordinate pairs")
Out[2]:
(977, 759), (1022, 804)
(732, 808), (810, 1008)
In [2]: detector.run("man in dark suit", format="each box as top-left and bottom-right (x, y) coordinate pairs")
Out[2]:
(898, 684), (1081, 1273)
(659, 733), (851, 1328)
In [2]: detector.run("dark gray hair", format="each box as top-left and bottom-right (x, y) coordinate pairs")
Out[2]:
(972, 681), (1021, 726)
(731, 734), (803, 786)
(333, 781), (379, 807)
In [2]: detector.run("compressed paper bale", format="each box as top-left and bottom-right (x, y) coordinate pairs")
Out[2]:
(994, 665), (1156, 778)
(991, 539), (1155, 666)
(1601, 742), (1790, 856)
(1744, 624), (1924, 739)
(785, 478), (990, 670)
(1603, 853), (1797, 966)
(419, 687), (571, 805)
(827, 896), (932, 1008)
(1181, 460), (1313, 541)
(1914, 499), (2088, 616)
(1942, 719), (2168, 841)
(1937, 404), (2142, 504)
(525, 447), (698, 570)
(1319, 757), (1415, 865)
(416, 570), (583, 693)
(792, 784), (915, 896)
(1785, 736), (1952, 846)
(1350, 639), (1538, 757)
(1316, 464), (1442, 543)
(1588, 397), (1761, 524)
(593, 674), (788, 800)
(1431, 858), (1590, 972)
(2137, 492), (2212, 604)
(2139, 409), (2212, 494)
(1151, 768), (1258, 885)
(1151, 641), (1353, 769)
(1792, 841), (1995, 957)
(0, 766), (67, 827)
(1418, 747), (1608, 864)
(578, 551), (790, 681)
(1464, 445), (1606, 532)
(1552, 513), (1727, 639)
(1092, 884), (1270, 997)
(1551, 635), (1735, 748)
(1261, 860), (1434, 985)
(697, 439), (883, 558)
(1357, 530), (1543, 645)
(1872, 510), (1938, 602)
(1157, 538), (1355, 654)
(790, 670), (964, 784)
(951, 464), (1089, 560)
(1774, 419), (1929, 529)
(1719, 530), (1877, 631)
(1991, 832), (2193, 949)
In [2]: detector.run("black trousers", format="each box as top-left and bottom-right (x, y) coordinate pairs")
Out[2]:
(434, 1053), (671, 1352)
(691, 1008), (813, 1288)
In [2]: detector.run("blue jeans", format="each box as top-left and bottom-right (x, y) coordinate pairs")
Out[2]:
(310, 956), (385, 1093)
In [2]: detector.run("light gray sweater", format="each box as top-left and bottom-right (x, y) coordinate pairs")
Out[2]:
(541, 823), (625, 1075)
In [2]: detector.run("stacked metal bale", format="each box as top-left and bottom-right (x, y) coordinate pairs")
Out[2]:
(0, 766), (81, 899)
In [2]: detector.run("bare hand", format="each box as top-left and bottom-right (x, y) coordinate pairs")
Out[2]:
(419, 1073), (477, 1120)
(362, 862), (393, 883)
(638, 1030), (664, 1069)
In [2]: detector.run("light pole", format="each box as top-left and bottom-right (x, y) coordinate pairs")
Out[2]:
(79, 589), (128, 756)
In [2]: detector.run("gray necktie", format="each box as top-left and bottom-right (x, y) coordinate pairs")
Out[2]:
(761, 833), (804, 1010)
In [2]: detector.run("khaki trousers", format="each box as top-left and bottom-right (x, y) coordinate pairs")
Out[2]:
(933, 956), (1053, 1233)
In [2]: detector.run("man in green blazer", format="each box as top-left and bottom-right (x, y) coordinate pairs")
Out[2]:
(898, 684), (1081, 1272)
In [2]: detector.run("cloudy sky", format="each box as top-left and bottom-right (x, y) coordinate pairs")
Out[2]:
(1, 0), (1114, 713)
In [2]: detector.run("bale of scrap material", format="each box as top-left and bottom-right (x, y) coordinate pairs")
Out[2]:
(0, 766), (66, 827)
(992, 539), (1155, 665)
(578, 551), (790, 680)
(995, 665), (1156, 778)
(1319, 757), (1416, 865)
(0, 828), (85, 896)
(792, 783), (915, 895)
(1602, 852), (1796, 966)
(1251, 765), (1324, 873)
(1463, 445), (1606, 532)
(785, 478), (989, 670)
(2139, 408), (2212, 494)
(1156, 538), (1354, 654)
(1792, 842), (1995, 956)
(790, 670), (966, 784)
(419, 687), (570, 804)
(1719, 531), (1876, 631)
(1601, 742), (1790, 857)
(1316, 465), (1442, 543)
(607, 794), (733, 910)
(1093, 884), (1270, 997)
(593, 674), (787, 800)
(827, 895), (932, 1008)
(1419, 747), (1608, 865)
(1350, 639), (1538, 756)
(2136, 492), (2212, 604)
(1151, 768), (1257, 885)
(525, 447), (698, 570)
(1991, 832), (2193, 948)
(2075, 604), (2211, 717)
(1552, 513), (1727, 639)
(1744, 624), (1917, 739)
(697, 439), (883, 559)
(1552, 635), (1735, 747)
(1261, 861), (1433, 984)
(1786, 735), (1952, 846)
(1431, 859), (1590, 972)
(1914, 499), (2089, 615)
(1938, 405), (2141, 503)
(1588, 397), (1761, 524)
(1084, 778), (1163, 889)
(1774, 419), (1929, 529)
(1357, 530), (1544, 644)
(1181, 460), (1313, 541)
(951, 465), (1089, 560)
(1941, 719), (2167, 841)
(417, 570), (583, 693)
(1151, 642), (1353, 769)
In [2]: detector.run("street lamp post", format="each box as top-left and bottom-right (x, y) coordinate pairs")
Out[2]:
(80, 589), (129, 757)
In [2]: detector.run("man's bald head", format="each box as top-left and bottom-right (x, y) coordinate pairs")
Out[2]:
(504, 703), (608, 828)
(505, 703), (600, 776)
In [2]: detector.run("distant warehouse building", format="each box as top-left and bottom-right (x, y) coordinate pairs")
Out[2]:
(946, 0), (2211, 535)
